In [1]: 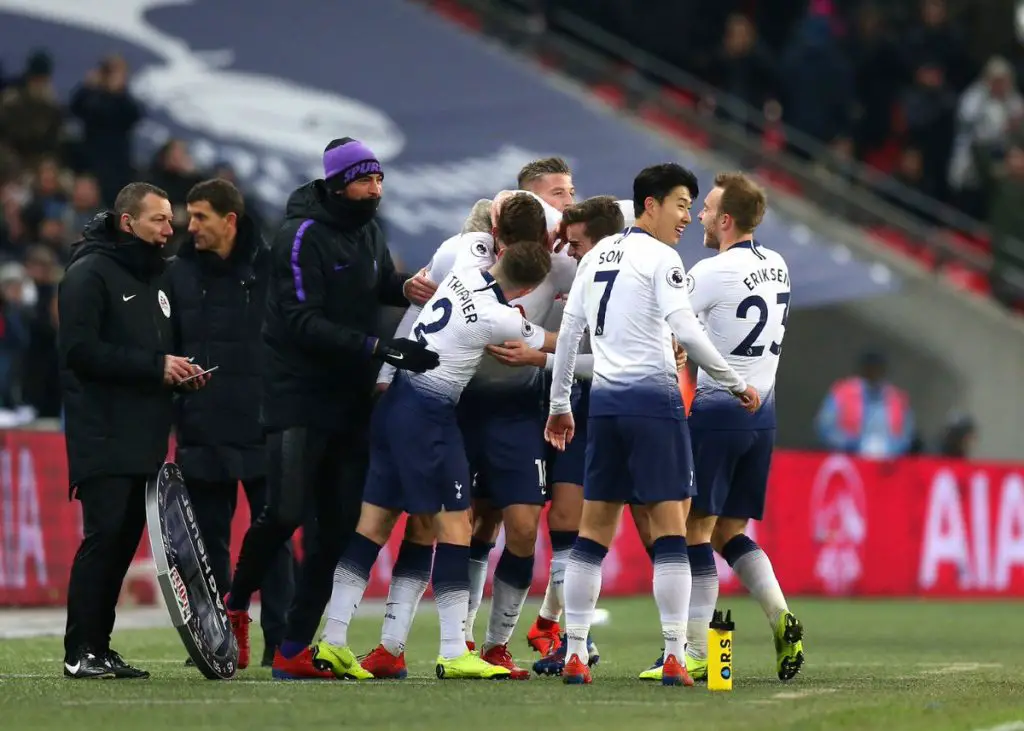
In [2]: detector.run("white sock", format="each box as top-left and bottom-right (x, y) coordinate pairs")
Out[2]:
(464, 543), (492, 644)
(685, 543), (718, 661)
(484, 578), (529, 651)
(651, 536), (691, 661)
(483, 549), (534, 651)
(539, 544), (571, 622)
(323, 561), (370, 646)
(380, 576), (429, 656)
(434, 543), (472, 660)
(727, 536), (788, 629)
(563, 539), (606, 664)
(538, 575), (561, 623)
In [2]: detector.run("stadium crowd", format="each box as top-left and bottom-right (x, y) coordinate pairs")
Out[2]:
(512, 0), (1024, 302)
(0, 30), (983, 458)
(0, 50), (268, 421)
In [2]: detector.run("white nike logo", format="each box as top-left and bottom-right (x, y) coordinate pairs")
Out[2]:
(122, 294), (137, 301)
(65, 661), (81, 674)
(390, 353), (404, 360)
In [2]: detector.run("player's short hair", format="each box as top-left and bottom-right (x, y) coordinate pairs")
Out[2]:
(632, 163), (699, 218)
(712, 171), (767, 233)
(496, 192), (546, 245)
(561, 195), (625, 244)
(517, 157), (572, 190)
(500, 240), (552, 289)
(186, 178), (245, 218)
(114, 182), (169, 218)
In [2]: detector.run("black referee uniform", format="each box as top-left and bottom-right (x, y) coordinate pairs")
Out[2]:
(59, 198), (183, 680)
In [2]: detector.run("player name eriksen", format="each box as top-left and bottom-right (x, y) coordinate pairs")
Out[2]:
(742, 267), (789, 292)
(448, 274), (479, 323)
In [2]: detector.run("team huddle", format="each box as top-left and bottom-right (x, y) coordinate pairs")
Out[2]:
(233, 157), (806, 686)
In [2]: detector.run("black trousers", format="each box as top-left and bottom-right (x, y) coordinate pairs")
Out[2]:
(64, 475), (148, 660)
(185, 477), (296, 649)
(228, 427), (367, 645)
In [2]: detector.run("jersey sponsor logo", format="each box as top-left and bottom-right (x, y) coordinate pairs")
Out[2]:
(685, 274), (695, 294)
(158, 290), (172, 318)
(122, 293), (137, 302)
(667, 267), (686, 288)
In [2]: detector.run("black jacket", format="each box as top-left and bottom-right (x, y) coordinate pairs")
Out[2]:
(164, 215), (269, 482)
(262, 181), (409, 431)
(58, 213), (175, 487)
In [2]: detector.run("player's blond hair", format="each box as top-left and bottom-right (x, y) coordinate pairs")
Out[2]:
(713, 172), (767, 234)
(462, 199), (493, 234)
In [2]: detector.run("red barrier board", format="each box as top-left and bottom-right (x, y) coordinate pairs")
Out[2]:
(2, 431), (1023, 607)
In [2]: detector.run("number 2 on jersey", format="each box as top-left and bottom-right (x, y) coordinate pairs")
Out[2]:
(731, 292), (790, 357)
(413, 298), (453, 344)
(593, 270), (619, 336)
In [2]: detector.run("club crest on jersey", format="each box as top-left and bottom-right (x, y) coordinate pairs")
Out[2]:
(667, 267), (686, 288)
(522, 319), (534, 337)
(685, 274), (695, 293)
(158, 289), (172, 318)
(473, 241), (489, 257)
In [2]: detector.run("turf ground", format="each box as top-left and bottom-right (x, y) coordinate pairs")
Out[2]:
(1, 597), (1022, 731)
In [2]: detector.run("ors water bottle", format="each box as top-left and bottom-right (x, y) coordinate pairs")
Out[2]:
(708, 609), (734, 691)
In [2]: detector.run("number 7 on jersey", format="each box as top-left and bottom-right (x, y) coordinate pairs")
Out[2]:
(593, 270), (618, 337)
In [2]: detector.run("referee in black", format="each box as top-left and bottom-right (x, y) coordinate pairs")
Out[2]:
(224, 137), (438, 678)
(59, 182), (209, 679)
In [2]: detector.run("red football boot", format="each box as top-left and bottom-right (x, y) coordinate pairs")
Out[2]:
(562, 653), (592, 685)
(360, 645), (408, 679)
(661, 654), (694, 687)
(481, 644), (530, 680)
(225, 598), (251, 670)
(271, 646), (335, 680)
(526, 617), (561, 655)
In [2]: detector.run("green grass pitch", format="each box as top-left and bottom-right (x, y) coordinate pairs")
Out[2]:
(2, 597), (1022, 731)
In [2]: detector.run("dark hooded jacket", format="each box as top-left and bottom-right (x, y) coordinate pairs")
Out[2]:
(163, 215), (269, 482)
(261, 180), (409, 431)
(58, 213), (175, 487)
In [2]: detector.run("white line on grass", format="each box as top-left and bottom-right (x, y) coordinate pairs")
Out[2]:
(772, 688), (838, 700)
(972, 723), (1024, 731)
(61, 699), (287, 706)
(917, 663), (1003, 675)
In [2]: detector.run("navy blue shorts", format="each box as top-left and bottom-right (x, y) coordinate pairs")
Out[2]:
(547, 382), (590, 487)
(584, 415), (695, 505)
(457, 394), (547, 509)
(364, 378), (471, 515)
(690, 428), (775, 520)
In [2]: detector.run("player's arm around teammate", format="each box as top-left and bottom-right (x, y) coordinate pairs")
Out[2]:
(316, 242), (553, 681)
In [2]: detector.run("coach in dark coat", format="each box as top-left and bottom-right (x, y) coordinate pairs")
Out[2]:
(163, 178), (294, 666)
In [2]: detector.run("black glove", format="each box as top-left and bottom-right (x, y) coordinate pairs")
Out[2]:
(371, 337), (440, 373)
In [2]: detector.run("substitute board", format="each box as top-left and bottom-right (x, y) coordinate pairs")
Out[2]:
(145, 462), (238, 679)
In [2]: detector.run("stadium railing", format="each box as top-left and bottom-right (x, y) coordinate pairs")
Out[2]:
(418, 0), (1024, 305)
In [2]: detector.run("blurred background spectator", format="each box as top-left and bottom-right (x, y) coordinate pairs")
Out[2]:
(814, 351), (916, 459)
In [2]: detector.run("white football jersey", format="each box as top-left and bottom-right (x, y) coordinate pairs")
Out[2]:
(558, 227), (690, 419)
(687, 241), (790, 429)
(377, 231), (494, 387)
(406, 268), (546, 402)
(450, 239), (577, 394)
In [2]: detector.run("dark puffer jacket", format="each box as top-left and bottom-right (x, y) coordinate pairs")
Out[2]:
(163, 215), (269, 482)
